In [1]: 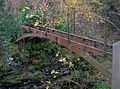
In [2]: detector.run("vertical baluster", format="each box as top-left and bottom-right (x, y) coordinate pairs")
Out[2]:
(73, 8), (76, 34)
(67, 8), (70, 44)
(52, 8), (55, 28)
(43, 11), (46, 25)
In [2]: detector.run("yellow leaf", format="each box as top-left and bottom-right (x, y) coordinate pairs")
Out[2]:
(25, 7), (30, 10)
(77, 58), (80, 61)
(53, 75), (57, 78)
(29, 15), (34, 18)
(46, 86), (49, 89)
(69, 62), (74, 68)
(25, 14), (29, 19)
(22, 9), (25, 12)
(58, 58), (63, 62)
(46, 81), (51, 84)
(55, 71), (59, 74)
(51, 70), (55, 74)
(100, 20), (104, 23)
(62, 58), (66, 62)
(34, 21), (39, 27)
(56, 51), (60, 57)
(96, 22), (100, 24)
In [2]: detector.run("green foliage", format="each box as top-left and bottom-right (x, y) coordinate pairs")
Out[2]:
(20, 41), (96, 82)
(0, 0), (4, 7)
(95, 80), (111, 89)
(16, 7), (31, 26)
(3, 75), (23, 83)
(29, 71), (44, 80)
(17, 7), (43, 27)
(55, 21), (68, 31)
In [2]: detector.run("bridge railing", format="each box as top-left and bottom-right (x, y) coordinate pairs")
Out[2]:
(20, 25), (112, 56)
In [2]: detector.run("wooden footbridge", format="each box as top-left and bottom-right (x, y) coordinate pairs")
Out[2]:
(16, 25), (113, 80)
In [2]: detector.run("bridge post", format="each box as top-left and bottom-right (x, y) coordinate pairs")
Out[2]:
(112, 41), (120, 89)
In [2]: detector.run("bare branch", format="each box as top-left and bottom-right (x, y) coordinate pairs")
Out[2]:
(98, 16), (120, 31)
(111, 12), (120, 17)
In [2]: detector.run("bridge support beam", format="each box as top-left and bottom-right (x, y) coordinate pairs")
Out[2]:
(112, 42), (120, 89)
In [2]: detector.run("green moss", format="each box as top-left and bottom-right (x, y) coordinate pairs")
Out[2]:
(3, 75), (23, 83)
(28, 71), (44, 80)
